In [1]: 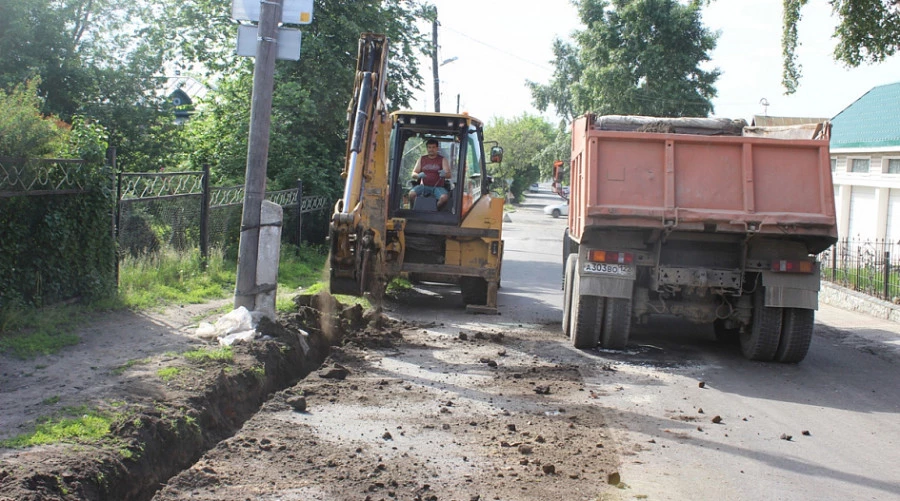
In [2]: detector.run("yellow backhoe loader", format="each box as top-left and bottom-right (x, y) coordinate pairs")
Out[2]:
(329, 33), (505, 313)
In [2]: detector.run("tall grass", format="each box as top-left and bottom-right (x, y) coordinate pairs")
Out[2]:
(1, 244), (331, 358)
(118, 248), (236, 310)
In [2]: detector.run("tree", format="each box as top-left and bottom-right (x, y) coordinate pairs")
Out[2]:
(175, 0), (432, 199)
(485, 115), (557, 202)
(528, 0), (720, 121)
(782, 0), (900, 94)
(0, 0), (185, 171)
(0, 0), (167, 119)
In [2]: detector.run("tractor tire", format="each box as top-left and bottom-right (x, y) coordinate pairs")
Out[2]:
(740, 289), (783, 361)
(774, 308), (814, 363)
(601, 297), (632, 350)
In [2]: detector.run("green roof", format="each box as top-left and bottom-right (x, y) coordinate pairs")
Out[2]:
(831, 81), (900, 149)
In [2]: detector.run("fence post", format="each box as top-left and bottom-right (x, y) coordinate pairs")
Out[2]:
(884, 250), (891, 300)
(112, 147), (120, 287)
(296, 179), (303, 246)
(200, 164), (210, 269)
(831, 242), (837, 282)
(855, 245), (861, 290)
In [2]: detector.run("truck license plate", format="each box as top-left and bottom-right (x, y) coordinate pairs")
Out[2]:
(583, 262), (634, 276)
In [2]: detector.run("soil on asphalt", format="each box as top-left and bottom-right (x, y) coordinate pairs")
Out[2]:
(0, 290), (623, 501)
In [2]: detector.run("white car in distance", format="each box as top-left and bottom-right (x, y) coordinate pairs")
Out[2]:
(543, 202), (569, 218)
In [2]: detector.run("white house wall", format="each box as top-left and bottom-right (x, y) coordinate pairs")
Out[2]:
(831, 149), (900, 243)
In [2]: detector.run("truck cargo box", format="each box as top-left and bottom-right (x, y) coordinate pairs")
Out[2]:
(568, 114), (838, 253)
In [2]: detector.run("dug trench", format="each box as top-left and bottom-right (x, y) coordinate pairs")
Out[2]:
(0, 292), (384, 501)
(2, 290), (624, 500)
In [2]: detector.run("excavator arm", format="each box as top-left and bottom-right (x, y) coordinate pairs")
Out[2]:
(329, 33), (390, 296)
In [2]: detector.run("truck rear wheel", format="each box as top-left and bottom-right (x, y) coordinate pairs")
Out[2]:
(741, 290), (783, 361)
(775, 308), (814, 363)
(562, 255), (577, 337)
(570, 272), (602, 349)
(460, 276), (488, 306)
(601, 298), (632, 350)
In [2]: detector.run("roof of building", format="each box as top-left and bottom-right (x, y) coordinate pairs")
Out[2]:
(831, 81), (900, 150)
(751, 115), (828, 127)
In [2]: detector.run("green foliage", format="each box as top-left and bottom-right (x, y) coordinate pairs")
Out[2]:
(529, 0), (720, 120)
(0, 329), (81, 360)
(61, 116), (109, 164)
(0, 79), (65, 158)
(0, 161), (117, 311)
(157, 367), (182, 381)
(117, 248), (236, 310)
(277, 245), (329, 290)
(112, 358), (152, 375)
(782, 0), (900, 94)
(183, 346), (233, 363)
(0, 406), (118, 448)
(485, 115), (557, 202)
(0, 0), (168, 119)
(0, 301), (115, 358)
(176, 1), (432, 198)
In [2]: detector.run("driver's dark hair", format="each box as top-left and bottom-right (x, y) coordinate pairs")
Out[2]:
(426, 138), (439, 146)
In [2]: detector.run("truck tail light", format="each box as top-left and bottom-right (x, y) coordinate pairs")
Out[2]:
(771, 260), (815, 273)
(588, 250), (633, 264)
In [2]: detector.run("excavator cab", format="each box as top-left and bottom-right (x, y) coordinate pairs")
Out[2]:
(388, 112), (497, 220)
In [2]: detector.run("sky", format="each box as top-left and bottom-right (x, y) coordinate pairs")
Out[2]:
(409, 0), (900, 124)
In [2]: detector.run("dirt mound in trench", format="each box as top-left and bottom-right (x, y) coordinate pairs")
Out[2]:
(0, 293), (392, 501)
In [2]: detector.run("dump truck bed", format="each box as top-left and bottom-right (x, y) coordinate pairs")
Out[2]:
(568, 114), (838, 252)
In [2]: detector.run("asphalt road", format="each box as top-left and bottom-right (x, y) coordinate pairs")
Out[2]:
(399, 188), (900, 501)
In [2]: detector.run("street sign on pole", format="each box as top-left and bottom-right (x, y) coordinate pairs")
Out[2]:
(236, 24), (302, 61)
(232, 0), (313, 24)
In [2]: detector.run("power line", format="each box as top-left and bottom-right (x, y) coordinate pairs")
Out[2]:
(439, 25), (555, 73)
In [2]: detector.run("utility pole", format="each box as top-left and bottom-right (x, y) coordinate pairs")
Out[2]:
(234, 0), (283, 311)
(431, 10), (440, 113)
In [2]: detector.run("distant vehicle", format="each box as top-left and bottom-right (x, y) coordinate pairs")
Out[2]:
(543, 202), (568, 218)
(529, 183), (540, 192)
(561, 186), (570, 197)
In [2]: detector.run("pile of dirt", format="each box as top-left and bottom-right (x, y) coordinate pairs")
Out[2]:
(0, 292), (382, 501)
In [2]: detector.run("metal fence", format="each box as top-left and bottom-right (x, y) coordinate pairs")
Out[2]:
(116, 165), (331, 261)
(820, 238), (900, 302)
(0, 157), (91, 197)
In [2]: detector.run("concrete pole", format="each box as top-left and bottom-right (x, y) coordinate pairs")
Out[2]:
(234, 0), (283, 311)
(432, 12), (440, 113)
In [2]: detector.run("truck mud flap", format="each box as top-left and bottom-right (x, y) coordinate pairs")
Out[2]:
(764, 286), (818, 310)
(760, 270), (819, 309)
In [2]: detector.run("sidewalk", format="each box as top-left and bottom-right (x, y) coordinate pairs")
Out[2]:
(817, 301), (900, 348)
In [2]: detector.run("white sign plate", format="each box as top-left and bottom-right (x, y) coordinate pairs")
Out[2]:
(236, 25), (302, 61)
(232, 0), (314, 25)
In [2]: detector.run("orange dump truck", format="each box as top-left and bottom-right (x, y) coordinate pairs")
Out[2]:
(561, 114), (837, 363)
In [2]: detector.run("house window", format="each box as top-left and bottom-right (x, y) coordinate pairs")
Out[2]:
(850, 158), (870, 173)
(830, 158), (836, 173)
(888, 159), (900, 174)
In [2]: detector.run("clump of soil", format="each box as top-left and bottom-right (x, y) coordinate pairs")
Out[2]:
(0, 292), (385, 501)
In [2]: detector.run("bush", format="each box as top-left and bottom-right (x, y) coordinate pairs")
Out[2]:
(0, 79), (66, 158)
